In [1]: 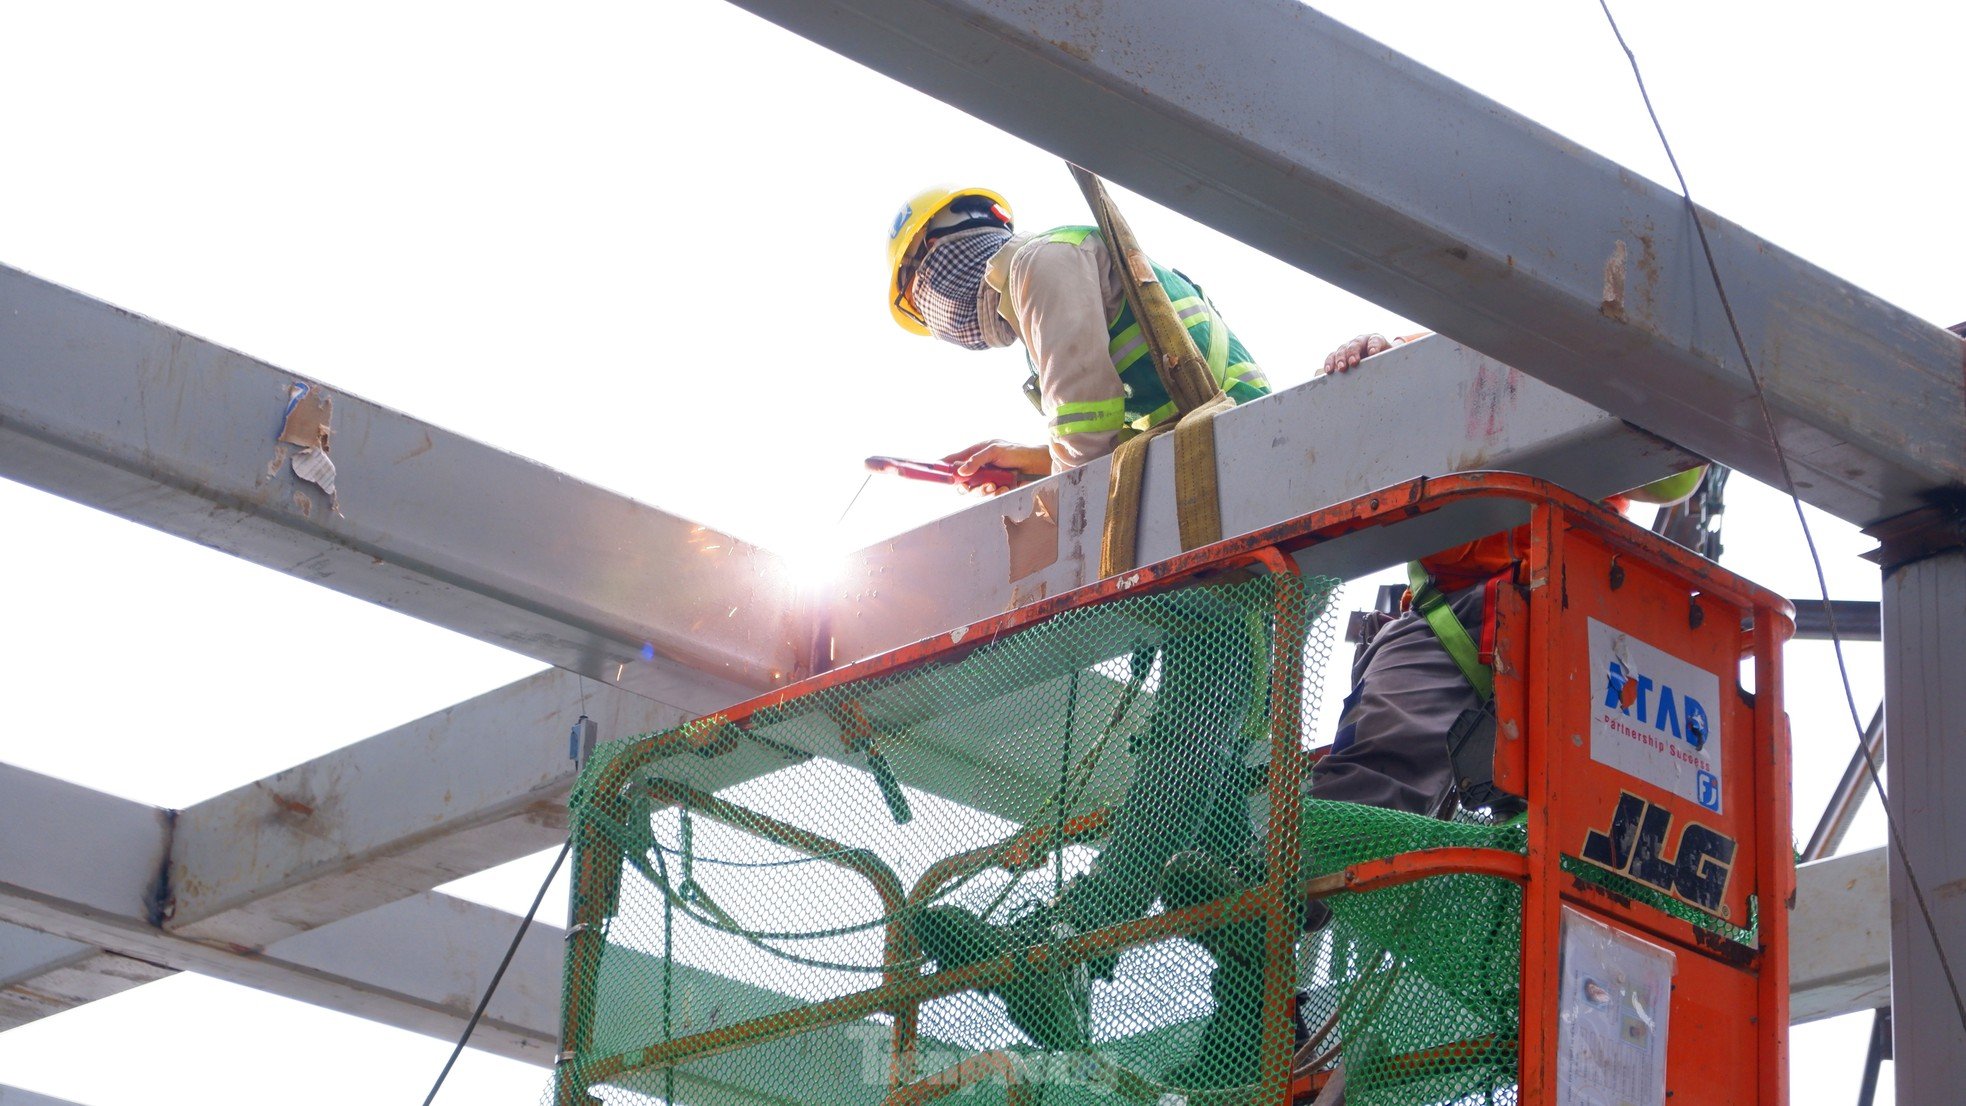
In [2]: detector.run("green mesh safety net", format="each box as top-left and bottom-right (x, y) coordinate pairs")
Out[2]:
(1562, 856), (1757, 946)
(552, 573), (1530, 1106)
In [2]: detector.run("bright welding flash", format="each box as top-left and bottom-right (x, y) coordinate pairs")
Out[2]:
(781, 544), (844, 594)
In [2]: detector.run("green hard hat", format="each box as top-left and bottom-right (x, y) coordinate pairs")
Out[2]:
(1627, 466), (1706, 506)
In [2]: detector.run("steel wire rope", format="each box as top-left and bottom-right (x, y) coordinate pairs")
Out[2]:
(420, 839), (571, 1106)
(1286, 803), (1529, 1086)
(646, 834), (868, 869)
(1594, 0), (1966, 1034)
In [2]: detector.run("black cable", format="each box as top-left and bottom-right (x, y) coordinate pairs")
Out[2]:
(421, 839), (572, 1106)
(1595, 0), (1966, 1035)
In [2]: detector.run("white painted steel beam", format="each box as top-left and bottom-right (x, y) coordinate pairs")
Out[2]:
(0, 335), (1708, 1041)
(0, 925), (170, 1031)
(0, 760), (563, 1058)
(0, 263), (791, 714)
(0, 1086), (88, 1106)
(1791, 849), (1891, 1024)
(264, 891), (565, 1060)
(163, 669), (687, 949)
(250, 844), (1892, 1056)
(824, 337), (1697, 664)
(725, 0), (1965, 529)
(9, 322), (1707, 972)
(0, 757), (1891, 1057)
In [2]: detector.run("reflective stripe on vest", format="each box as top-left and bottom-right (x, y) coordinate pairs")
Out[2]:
(1035, 226), (1268, 437)
(1049, 397), (1127, 436)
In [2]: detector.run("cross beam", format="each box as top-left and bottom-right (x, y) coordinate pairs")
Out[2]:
(2, 781), (1891, 1063)
(726, 0), (1965, 529)
(0, 763), (564, 1060)
(0, 268), (1828, 1067)
(0, 264), (791, 715)
(824, 336), (1694, 663)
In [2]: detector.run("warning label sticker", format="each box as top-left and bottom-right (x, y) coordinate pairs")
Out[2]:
(1587, 618), (1724, 813)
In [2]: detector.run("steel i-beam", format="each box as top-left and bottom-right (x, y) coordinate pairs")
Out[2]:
(0, 263), (795, 715)
(724, 0), (1965, 529)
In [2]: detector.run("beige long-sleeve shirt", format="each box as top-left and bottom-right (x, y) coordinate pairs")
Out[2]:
(983, 232), (1132, 473)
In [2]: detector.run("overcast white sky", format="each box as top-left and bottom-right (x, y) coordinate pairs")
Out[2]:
(1, 0), (1959, 1102)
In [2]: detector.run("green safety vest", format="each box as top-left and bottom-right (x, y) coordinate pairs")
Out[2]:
(1026, 226), (1270, 443)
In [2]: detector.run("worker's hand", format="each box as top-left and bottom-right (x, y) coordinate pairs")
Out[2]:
(1319, 333), (1393, 377)
(942, 440), (1050, 495)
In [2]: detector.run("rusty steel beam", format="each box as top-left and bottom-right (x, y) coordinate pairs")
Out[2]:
(0, 263), (792, 714)
(725, 0), (1965, 529)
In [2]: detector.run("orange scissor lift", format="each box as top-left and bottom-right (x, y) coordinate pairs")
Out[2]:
(554, 474), (1793, 1106)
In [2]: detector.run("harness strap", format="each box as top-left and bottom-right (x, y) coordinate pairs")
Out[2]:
(1100, 420), (1172, 578)
(1072, 165), (1227, 576)
(1407, 561), (1495, 702)
(1172, 391), (1233, 551)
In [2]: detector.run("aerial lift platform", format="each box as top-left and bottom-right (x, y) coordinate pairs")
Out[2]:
(551, 472), (1791, 1106)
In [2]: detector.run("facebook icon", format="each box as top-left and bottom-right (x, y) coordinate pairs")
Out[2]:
(1696, 770), (1722, 812)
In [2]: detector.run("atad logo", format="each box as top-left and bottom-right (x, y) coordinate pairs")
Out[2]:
(1603, 659), (1712, 750)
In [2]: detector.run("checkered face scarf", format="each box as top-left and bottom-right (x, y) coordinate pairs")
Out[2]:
(913, 227), (1012, 350)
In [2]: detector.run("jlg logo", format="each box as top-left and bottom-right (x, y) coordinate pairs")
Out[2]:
(1581, 790), (1737, 915)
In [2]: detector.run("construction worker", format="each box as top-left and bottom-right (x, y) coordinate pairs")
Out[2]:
(1307, 331), (1704, 813)
(886, 185), (1270, 489)
(1157, 333), (1706, 1092)
(885, 186), (1276, 1074)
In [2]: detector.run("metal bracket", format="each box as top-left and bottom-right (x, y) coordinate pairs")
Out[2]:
(1861, 492), (1966, 572)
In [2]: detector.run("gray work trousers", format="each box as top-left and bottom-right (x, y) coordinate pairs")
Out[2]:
(1309, 581), (1488, 816)
(1060, 598), (1265, 932)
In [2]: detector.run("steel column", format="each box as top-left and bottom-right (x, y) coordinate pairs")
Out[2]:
(1881, 547), (1966, 1100)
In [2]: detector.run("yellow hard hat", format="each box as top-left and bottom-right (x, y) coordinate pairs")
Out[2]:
(1626, 465), (1707, 506)
(886, 186), (1013, 335)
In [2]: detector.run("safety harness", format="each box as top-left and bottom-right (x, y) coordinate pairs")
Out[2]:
(1405, 561), (1494, 702)
(1069, 166), (1237, 577)
(1407, 562), (1528, 816)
